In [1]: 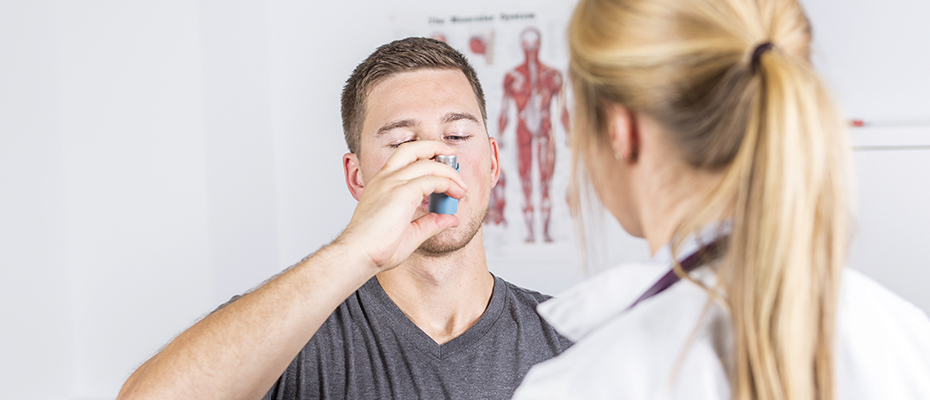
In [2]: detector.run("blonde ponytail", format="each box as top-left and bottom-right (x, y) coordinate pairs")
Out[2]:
(725, 46), (850, 400)
(568, 0), (852, 398)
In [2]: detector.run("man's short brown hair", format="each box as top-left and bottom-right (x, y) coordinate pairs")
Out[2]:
(340, 37), (487, 155)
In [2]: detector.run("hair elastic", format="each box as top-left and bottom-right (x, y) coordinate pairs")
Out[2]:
(750, 42), (775, 73)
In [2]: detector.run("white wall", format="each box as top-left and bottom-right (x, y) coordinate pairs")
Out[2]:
(806, 0), (930, 122)
(199, 0), (280, 307)
(1, 2), (74, 399)
(0, 1), (927, 399)
(57, 3), (216, 396)
(804, 0), (930, 311)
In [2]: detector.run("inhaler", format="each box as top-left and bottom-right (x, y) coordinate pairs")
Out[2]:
(428, 155), (459, 215)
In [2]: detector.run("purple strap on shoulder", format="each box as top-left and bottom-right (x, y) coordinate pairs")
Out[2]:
(625, 238), (727, 312)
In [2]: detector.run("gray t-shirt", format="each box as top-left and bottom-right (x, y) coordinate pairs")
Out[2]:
(261, 275), (571, 400)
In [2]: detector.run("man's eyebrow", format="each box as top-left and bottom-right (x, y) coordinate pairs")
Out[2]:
(441, 112), (480, 125)
(376, 119), (418, 135)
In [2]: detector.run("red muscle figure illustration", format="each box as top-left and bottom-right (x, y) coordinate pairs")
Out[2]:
(498, 27), (570, 243)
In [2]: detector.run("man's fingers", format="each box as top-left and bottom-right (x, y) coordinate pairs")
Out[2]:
(381, 141), (456, 173)
(402, 175), (467, 200)
(408, 213), (460, 244)
(391, 159), (468, 191)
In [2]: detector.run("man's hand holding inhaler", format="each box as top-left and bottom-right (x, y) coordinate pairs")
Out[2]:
(338, 140), (466, 273)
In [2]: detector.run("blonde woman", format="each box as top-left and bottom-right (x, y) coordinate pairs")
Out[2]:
(513, 0), (930, 399)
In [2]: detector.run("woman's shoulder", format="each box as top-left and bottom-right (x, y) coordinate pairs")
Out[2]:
(839, 268), (929, 322)
(515, 263), (731, 400)
(836, 269), (930, 399)
(838, 268), (930, 344)
(516, 266), (930, 400)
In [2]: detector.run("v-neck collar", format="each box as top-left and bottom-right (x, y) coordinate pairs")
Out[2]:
(358, 274), (507, 359)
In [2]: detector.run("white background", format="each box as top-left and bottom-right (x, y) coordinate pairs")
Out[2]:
(1, 1), (927, 399)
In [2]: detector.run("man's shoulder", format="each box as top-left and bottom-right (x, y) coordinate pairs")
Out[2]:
(495, 277), (574, 349)
(497, 277), (554, 313)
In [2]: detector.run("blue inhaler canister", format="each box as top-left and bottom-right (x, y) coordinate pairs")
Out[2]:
(429, 155), (459, 215)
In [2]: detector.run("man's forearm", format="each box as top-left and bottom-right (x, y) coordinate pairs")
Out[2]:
(117, 241), (376, 400)
(118, 140), (464, 400)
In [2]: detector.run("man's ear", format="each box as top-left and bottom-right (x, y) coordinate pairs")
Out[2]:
(606, 102), (639, 162)
(343, 153), (365, 201)
(488, 137), (501, 187)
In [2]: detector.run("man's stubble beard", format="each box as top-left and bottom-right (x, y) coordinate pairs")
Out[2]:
(415, 203), (489, 257)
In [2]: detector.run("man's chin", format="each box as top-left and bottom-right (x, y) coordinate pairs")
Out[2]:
(414, 202), (488, 257)
(416, 211), (486, 257)
(416, 227), (473, 257)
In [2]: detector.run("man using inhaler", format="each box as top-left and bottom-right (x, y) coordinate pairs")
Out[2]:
(117, 37), (570, 400)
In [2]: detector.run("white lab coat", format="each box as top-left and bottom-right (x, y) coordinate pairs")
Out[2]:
(513, 241), (930, 399)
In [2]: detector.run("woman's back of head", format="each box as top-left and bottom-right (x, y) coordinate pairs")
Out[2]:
(568, 0), (852, 399)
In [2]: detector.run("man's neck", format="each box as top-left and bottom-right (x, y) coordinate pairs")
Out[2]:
(375, 231), (495, 345)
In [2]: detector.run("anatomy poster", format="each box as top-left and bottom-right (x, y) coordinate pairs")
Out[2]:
(391, 5), (580, 265)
